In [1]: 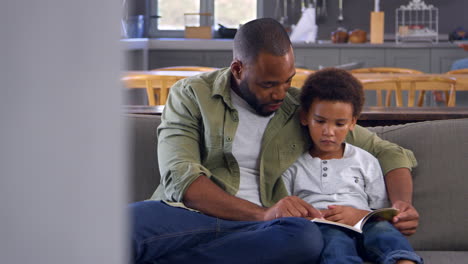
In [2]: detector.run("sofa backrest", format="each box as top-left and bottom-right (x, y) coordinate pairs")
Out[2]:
(125, 114), (161, 202)
(367, 118), (468, 251)
(126, 113), (468, 251)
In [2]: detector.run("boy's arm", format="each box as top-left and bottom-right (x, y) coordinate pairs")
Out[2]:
(346, 125), (419, 235)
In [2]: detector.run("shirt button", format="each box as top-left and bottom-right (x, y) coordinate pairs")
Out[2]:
(226, 136), (232, 142)
(323, 173), (327, 177)
(323, 161), (327, 164)
(323, 167), (328, 171)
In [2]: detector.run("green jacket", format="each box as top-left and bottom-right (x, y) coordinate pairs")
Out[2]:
(151, 68), (417, 207)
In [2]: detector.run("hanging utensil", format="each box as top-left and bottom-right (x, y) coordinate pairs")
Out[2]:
(338, 0), (344, 22)
(321, 0), (327, 18)
(316, 0), (326, 24)
(274, 0), (282, 22)
(281, 0), (288, 26)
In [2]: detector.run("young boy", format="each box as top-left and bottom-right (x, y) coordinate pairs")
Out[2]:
(282, 68), (423, 264)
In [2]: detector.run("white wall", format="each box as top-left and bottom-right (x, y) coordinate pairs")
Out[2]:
(0, 1), (127, 264)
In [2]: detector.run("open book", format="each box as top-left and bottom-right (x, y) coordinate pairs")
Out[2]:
(311, 208), (399, 234)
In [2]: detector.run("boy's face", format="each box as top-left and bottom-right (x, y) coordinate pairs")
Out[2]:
(300, 99), (357, 159)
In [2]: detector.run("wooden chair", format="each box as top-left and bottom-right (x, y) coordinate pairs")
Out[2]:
(122, 73), (186, 106)
(361, 76), (457, 107)
(398, 76), (457, 107)
(351, 67), (424, 74)
(295, 67), (315, 75)
(351, 67), (424, 106)
(151, 66), (218, 72)
(446, 68), (468, 75)
(291, 68), (315, 88)
(360, 77), (404, 107)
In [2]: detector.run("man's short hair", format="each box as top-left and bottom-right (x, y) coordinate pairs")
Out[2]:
(300, 68), (365, 118)
(233, 18), (291, 65)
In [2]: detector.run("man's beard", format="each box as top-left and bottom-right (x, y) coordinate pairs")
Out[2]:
(238, 79), (275, 117)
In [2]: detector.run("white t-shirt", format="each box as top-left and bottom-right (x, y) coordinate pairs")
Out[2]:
(282, 143), (389, 211)
(230, 89), (274, 206)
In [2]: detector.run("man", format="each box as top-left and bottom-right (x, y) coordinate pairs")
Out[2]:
(130, 18), (419, 264)
(451, 44), (468, 70)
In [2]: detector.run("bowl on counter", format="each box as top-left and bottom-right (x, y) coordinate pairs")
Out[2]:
(218, 24), (237, 39)
(348, 29), (367, 43)
(331, 27), (348, 43)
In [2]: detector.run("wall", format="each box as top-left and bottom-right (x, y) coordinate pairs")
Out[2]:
(263, 0), (467, 40)
(0, 1), (127, 264)
(133, 1), (467, 40)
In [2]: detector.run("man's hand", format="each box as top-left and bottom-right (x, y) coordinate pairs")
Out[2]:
(385, 168), (419, 236)
(391, 200), (419, 236)
(263, 196), (322, 221)
(320, 205), (370, 226)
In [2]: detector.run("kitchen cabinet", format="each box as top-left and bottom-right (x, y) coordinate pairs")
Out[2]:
(148, 50), (232, 69)
(385, 49), (431, 73)
(294, 48), (340, 70)
(431, 48), (467, 73)
(124, 39), (467, 73)
(340, 48), (385, 68)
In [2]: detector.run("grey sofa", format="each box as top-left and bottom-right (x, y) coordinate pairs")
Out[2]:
(126, 114), (468, 263)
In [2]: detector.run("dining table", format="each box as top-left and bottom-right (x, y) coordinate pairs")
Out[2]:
(124, 70), (468, 91)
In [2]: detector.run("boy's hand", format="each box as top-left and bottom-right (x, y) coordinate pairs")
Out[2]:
(391, 200), (419, 236)
(263, 196), (322, 221)
(321, 205), (370, 226)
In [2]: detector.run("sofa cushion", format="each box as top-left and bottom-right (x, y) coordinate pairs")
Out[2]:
(367, 119), (468, 251)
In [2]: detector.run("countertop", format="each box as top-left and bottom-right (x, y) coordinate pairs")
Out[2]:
(121, 38), (461, 51)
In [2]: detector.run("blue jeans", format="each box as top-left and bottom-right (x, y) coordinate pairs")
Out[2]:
(319, 221), (423, 264)
(129, 200), (324, 264)
(451, 57), (468, 70)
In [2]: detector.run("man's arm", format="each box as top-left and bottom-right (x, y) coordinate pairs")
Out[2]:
(184, 175), (322, 221)
(385, 168), (419, 236)
(346, 125), (419, 235)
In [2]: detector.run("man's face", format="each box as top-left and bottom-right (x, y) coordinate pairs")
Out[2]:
(300, 99), (357, 159)
(235, 48), (296, 116)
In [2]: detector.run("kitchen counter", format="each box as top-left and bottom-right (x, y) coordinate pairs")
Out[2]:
(122, 38), (461, 51)
(122, 38), (466, 73)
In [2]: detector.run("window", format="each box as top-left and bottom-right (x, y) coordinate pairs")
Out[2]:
(149, 0), (261, 38)
(157, 0), (200, 30)
(214, 0), (257, 29)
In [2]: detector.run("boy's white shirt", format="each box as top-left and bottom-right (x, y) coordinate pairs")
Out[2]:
(282, 143), (390, 211)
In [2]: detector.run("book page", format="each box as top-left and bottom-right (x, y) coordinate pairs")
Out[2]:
(311, 208), (399, 234)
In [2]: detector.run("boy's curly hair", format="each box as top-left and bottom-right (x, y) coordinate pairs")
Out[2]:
(300, 68), (365, 118)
